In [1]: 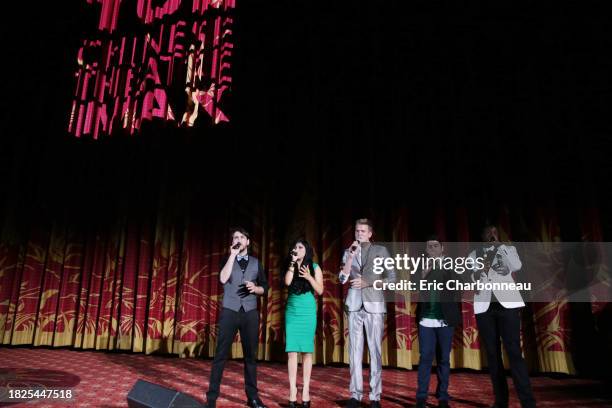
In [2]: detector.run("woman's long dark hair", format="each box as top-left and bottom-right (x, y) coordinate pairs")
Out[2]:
(286, 238), (316, 295)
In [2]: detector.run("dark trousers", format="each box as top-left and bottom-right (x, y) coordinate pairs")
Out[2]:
(416, 324), (454, 401)
(206, 307), (260, 403)
(476, 303), (536, 408)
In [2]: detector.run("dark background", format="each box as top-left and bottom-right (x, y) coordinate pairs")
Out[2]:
(1, 0), (611, 242)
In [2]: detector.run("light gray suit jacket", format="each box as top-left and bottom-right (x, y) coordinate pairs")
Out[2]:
(339, 243), (396, 313)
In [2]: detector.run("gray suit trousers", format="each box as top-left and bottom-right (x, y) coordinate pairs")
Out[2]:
(348, 307), (384, 401)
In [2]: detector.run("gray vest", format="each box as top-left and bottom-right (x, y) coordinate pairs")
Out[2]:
(222, 256), (260, 312)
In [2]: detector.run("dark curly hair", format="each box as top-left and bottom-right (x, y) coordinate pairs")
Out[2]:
(286, 239), (316, 295)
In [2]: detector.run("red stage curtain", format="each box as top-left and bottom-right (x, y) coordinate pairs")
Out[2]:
(0, 206), (605, 374)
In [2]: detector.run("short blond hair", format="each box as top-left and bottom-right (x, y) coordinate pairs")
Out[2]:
(355, 218), (373, 232)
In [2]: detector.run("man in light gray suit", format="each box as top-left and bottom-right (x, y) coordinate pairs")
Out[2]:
(339, 218), (396, 408)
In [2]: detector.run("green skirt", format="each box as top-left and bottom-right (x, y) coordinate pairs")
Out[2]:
(285, 291), (317, 353)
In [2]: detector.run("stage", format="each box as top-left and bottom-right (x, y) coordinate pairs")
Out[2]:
(1, 348), (610, 407)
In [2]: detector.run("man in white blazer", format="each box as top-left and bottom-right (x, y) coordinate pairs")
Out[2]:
(339, 218), (396, 408)
(467, 225), (535, 408)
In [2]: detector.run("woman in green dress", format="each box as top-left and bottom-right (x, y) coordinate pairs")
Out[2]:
(285, 239), (323, 408)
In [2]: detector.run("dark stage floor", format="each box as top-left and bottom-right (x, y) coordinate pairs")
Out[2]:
(1, 348), (611, 407)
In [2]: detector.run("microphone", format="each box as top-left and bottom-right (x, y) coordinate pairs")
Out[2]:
(232, 243), (241, 250)
(289, 250), (298, 269)
(351, 240), (361, 251)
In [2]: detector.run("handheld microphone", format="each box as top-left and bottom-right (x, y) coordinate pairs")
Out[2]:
(232, 243), (241, 250)
(290, 250), (298, 257)
(351, 240), (361, 251)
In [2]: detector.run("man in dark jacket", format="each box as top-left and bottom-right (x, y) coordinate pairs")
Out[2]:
(414, 236), (461, 408)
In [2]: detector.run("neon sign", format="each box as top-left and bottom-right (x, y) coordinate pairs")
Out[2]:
(68, 0), (235, 138)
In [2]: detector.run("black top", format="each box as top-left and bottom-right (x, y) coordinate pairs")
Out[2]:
(287, 260), (316, 295)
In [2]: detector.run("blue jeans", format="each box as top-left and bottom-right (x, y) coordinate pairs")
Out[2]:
(416, 324), (454, 402)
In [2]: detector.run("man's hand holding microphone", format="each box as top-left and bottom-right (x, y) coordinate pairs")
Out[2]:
(340, 240), (366, 289)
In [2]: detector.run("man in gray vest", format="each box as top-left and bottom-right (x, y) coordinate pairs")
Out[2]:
(205, 227), (269, 408)
(339, 218), (396, 408)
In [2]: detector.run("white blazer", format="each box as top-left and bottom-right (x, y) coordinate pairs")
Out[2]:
(467, 244), (525, 314)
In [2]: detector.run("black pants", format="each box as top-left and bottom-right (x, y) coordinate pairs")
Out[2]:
(476, 303), (536, 408)
(206, 307), (260, 402)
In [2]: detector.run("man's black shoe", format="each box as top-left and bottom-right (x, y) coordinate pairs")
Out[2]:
(346, 397), (360, 408)
(370, 400), (381, 408)
(415, 399), (426, 408)
(246, 398), (268, 408)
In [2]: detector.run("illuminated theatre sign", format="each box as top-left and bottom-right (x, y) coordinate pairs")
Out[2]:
(68, 0), (235, 139)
